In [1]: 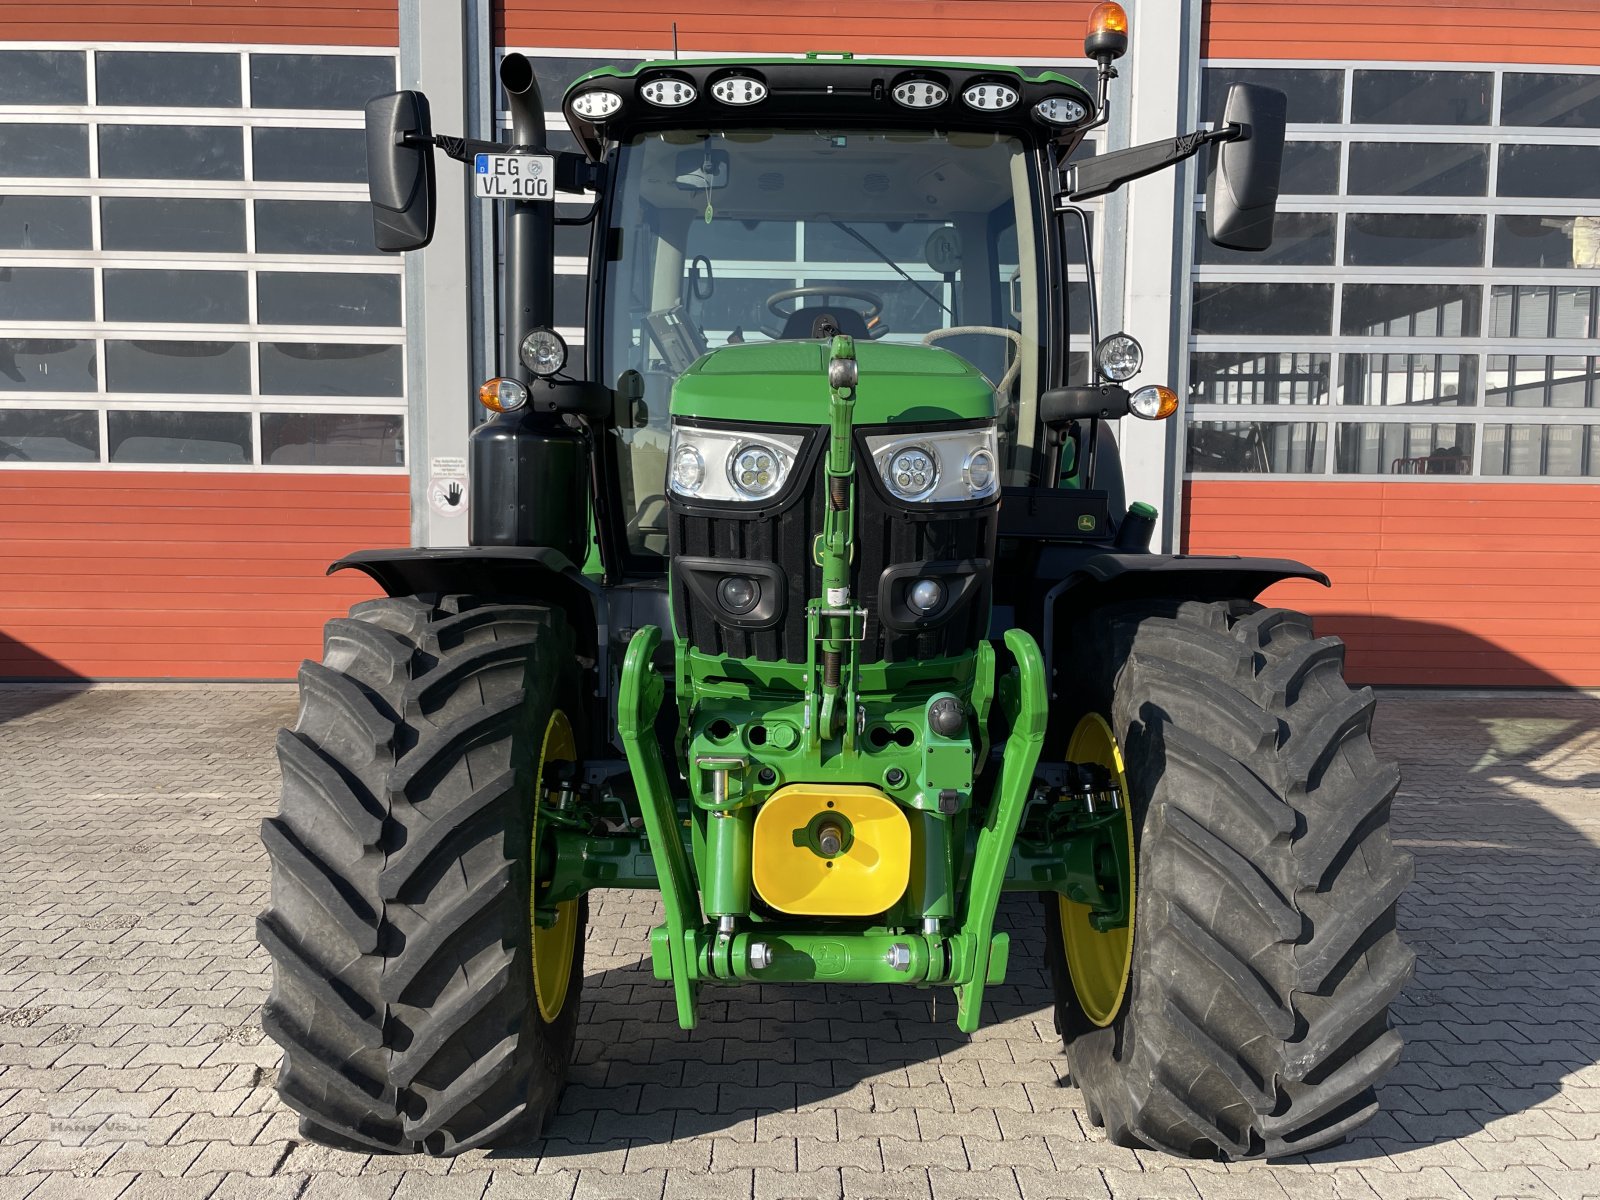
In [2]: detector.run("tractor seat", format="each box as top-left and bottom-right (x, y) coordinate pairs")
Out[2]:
(777, 307), (872, 341)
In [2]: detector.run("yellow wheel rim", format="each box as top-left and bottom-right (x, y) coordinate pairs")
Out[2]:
(531, 709), (578, 1024)
(1058, 713), (1136, 1028)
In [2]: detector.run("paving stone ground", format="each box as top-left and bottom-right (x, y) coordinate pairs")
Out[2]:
(1, 682), (1598, 1200)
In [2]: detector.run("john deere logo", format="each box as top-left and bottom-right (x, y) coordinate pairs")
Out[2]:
(1077, 515), (1096, 532)
(813, 941), (847, 976)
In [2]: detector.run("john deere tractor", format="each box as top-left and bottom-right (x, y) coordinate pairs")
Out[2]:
(259, 4), (1413, 1161)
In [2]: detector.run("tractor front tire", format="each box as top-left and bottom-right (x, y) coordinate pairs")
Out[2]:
(1044, 599), (1414, 1159)
(258, 594), (585, 1155)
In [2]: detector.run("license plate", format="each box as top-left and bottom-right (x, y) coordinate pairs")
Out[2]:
(473, 153), (555, 200)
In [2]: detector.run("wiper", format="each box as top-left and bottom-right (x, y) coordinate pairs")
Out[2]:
(829, 220), (952, 318)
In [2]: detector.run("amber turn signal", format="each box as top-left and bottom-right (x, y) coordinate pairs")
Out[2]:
(1085, 2), (1130, 62)
(1129, 384), (1179, 421)
(479, 377), (528, 413)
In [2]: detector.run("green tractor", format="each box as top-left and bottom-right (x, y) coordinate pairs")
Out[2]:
(258, 5), (1413, 1161)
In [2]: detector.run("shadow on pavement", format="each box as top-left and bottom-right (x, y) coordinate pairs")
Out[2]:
(0, 632), (88, 723)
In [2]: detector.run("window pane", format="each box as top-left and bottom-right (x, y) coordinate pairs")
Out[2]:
(249, 54), (395, 110)
(1482, 423), (1600, 477)
(0, 195), (91, 249)
(694, 276), (793, 335)
(0, 408), (98, 462)
(100, 197), (246, 253)
(1189, 352), (1330, 405)
(1187, 421), (1326, 474)
(1341, 284), (1481, 337)
(1485, 355), (1600, 408)
(257, 272), (401, 327)
(254, 200), (380, 255)
(259, 342), (403, 396)
(0, 124), (88, 177)
(96, 51), (240, 108)
(1347, 142), (1487, 196)
(252, 128), (366, 183)
(1501, 72), (1600, 129)
(1495, 214), (1600, 270)
(1336, 422), (1474, 474)
(103, 269), (248, 325)
(1192, 283), (1334, 336)
(261, 412), (403, 466)
(108, 409), (250, 464)
(1280, 140), (1341, 195)
(528, 58), (630, 114)
(105, 340), (249, 394)
(1487, 285), (1596, 339)
(0, 268), (94, 321)
(0, 51), (86, 105)
(0, 339), (97, 391)
(98, 125), (243, 180)
(1196, 212), (1335, 267)
(1498, 145), (1600, 200)
(1352, 70), (1491, 125)
(1203, 67), (1343, 124)
(1339, 354), (1477, 407)
(1343, 212), (1485, 268)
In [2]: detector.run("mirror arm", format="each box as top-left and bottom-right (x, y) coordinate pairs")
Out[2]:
(1058, 122), (1242, 204)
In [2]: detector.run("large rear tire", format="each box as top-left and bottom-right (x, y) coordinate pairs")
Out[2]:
(1043, 599), (1414, 1159)
(258, 594), (586, 1155)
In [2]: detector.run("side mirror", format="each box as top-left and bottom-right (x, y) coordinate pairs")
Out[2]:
(1206, 83), (1286, 252)
(365, 91), (436, 253)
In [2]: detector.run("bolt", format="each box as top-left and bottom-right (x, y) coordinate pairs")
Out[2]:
(817, 822), (844, 857)
(885, 943), (912, 972)
(757, 766), (777, 785)
(885, 767), (906, 786)
(749, 941), (774, 970)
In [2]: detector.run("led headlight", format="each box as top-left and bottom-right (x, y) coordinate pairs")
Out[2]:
(520, 327), (567, 377)
(886, 445), (938, 501)
(865, 425), (1000, 503)
(892, 77), (948, 109)
(1095, 332), (1142, 382)
(710, 75), (767, 105)
(1034, 96), (1088, 125)
(729, 441), (784, 499)
(640, 75), (696, 107)
(570, 90), (622, 121)
(962, 81), (1019, 111)
(667, 425), (806, 503)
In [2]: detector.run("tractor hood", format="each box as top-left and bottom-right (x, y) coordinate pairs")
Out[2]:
(670, 341), (996, 426)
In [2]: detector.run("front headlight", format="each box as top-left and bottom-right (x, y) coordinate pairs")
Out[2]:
(667, 425), (806, 502)
(865, 425), (999, 503)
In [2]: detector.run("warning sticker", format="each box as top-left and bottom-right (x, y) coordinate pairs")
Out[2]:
(428, 457), (469, 516)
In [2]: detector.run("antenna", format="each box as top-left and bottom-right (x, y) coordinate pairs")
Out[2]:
(672, 22), (680, 60)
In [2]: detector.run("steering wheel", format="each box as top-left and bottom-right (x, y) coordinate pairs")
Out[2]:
(922, 326), (1024, 398)
(766, 285), (885, 323)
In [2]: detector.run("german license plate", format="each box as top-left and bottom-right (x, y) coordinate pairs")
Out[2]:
(473, 153), (554, 200)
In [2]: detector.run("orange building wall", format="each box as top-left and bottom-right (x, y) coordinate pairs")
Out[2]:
(1183, 482), (1600, 687)
(497, 0), (1098, 56)
(0, 474), (408, 680)
(1203, 0), (1600, 63)
(0, 2), (397, 45)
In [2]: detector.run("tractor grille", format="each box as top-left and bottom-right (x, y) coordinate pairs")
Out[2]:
(670, 430), (998, 666)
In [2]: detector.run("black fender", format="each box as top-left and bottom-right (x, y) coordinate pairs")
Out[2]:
(329, 546), (610, 679)
(1010, 547), (1329, 703)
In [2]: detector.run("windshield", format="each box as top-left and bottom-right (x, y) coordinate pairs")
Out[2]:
(600, 127), (1045, 557)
